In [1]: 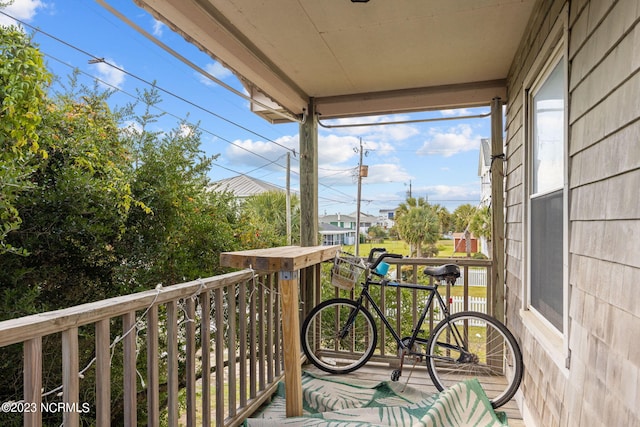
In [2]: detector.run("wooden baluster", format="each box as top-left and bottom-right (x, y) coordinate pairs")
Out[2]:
(123, 312), (137, 427)
(95, 319), (110, 426)
(146, 305), (159, 426)
(62, 327), (79, 426)
(166, 301), (179, 427)
(200, 291), (211, 427)
(24, 337), (42, 427)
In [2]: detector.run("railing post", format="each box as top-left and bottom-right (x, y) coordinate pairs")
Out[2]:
(491, 97), (506, 322)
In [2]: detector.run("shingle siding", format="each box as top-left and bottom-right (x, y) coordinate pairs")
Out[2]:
(504, 0), (640, 425)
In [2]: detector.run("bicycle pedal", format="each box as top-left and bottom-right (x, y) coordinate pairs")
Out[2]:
(391, 369), (401, 381)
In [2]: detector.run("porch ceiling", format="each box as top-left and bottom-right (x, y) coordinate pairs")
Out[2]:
(133, 0), (536, 122)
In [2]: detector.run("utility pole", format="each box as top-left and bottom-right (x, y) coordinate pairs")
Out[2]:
(355, 138), (368, 256)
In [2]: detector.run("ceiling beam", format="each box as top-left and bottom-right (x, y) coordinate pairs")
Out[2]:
(135, 0), (308, 116)
(315, 79), (507, 119)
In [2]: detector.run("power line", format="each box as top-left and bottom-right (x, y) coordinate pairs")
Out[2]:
(46, 52), (357, 203)
(96, 0), (301, 124)
(0, 9), (296, 154)
(43, 53), (292, 175)
(1, 8), (367, 205)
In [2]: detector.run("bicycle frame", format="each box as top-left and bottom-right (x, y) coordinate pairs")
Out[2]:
(353, 276), (454, 357)
(302, 249), (524, 408)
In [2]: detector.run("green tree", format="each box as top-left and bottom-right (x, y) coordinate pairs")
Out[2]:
(0, 77), (137, 426)
(238, 190), (300, 248)
(0, 80), (134, 316)
(0, 25), (51, 254)
(116, 88), (238, 287)
(452, 203), (477, 232)
(452, 203), (478, 256)
(431, 203), (452, 235)
(367, 224), (387, 242)
(394, 197), (439, 257)
(469, 205), (492, 254)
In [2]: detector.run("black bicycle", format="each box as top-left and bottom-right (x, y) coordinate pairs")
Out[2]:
(301, 248), (523, 408)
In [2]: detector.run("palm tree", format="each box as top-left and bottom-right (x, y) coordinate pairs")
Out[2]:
(240, 191), (300, 247)
(431, 203), (452, 235)
(469, 205), (491, 254)
(395, 197), (439, 257)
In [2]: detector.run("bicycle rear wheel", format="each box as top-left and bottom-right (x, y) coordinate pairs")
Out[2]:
(426, 311), (523, 408)
(301, 298), (377, 374)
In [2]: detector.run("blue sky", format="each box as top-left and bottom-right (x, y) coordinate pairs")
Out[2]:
(1, 0), (492, 216)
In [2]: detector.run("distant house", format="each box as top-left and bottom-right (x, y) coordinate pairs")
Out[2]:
(319, 212), (381, 236)
(319, 213), (356, 230)
(478, 138), (491, 208)
(477, 139), (491, 257)
(319, 222), (356, 246)
(452, 232), (478, 254)
(378, 208), (396, 229)
(209, 175), (286, 199)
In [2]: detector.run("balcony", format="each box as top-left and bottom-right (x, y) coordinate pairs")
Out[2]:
(0, 251), (523, 426)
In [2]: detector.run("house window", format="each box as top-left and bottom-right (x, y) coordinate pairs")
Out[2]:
(527, 53), (566, 332)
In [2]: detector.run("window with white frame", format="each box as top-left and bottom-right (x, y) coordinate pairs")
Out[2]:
(527, 52), (566, 332)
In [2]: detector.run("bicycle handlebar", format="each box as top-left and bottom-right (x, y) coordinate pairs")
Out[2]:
(366, 248), (403, 270)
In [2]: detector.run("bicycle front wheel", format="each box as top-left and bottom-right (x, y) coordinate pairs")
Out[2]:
(426, 311), (523, 408)
(301, 298), (377, 374)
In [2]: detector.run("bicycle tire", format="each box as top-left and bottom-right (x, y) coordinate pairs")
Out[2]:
(301, 298), (377, 374)
(426, 311), (523, 408)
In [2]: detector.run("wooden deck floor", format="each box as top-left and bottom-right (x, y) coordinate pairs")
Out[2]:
(302, 361), (525, 427)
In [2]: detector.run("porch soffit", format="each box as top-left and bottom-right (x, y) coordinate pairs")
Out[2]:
(134, 0), (535, 122)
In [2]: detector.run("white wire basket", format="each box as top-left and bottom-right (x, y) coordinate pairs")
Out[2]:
(330, 253), (366, 290)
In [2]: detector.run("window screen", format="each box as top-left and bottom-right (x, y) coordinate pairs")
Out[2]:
(529, 57), (565, 331)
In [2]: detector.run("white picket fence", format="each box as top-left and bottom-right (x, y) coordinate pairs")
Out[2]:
(433, 296), (487, 325)
(454, 268), (488, 287)
(450, 296), (487, 314)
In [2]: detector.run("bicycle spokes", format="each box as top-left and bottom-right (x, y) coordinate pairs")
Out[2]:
(427, 312), (523, 408)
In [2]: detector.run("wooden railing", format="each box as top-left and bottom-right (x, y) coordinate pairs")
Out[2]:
(0, 269), (289, 427)
(0, 255), (493, 426)
(319, 257), (494, 362)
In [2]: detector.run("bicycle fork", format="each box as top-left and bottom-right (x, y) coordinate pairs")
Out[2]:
(338, 297), (366, 340)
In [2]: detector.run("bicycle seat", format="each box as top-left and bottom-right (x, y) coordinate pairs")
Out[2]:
(423, 264), (461, 281)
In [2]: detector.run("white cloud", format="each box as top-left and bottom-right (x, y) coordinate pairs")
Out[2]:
(417, 183), (481, 203)
(321, 114), (419, 142)
(91, 58), (126, 89)
(318, 134), (359, 165)
(119, 120), (142, 138)
(179, 123), (196, 138)
(222, 130), (418, 190)
(152, 19), (165, 37)
(365, 163), (412, 184)
(0, 0), (44, 26)
(225, 133), (359, 170)
(199, 62), (233, 85)
(225, 135), (297, 168)
(416, 124), (479, 157)
(440, 108), (471, 117)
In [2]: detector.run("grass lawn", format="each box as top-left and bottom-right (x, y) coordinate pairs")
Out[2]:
(340, 239), (474, 259)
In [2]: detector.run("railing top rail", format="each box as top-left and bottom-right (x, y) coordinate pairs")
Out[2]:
(379, 257), (493, 267)
(0, 269), (254, 347)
